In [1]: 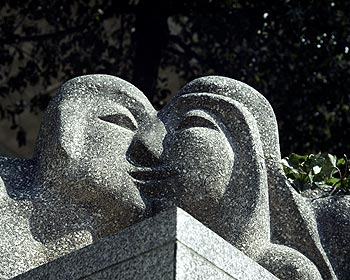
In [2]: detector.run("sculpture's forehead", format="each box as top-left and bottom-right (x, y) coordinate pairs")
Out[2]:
(53, 75), (156, 121)
(59, 89), (151, 111)
(60, 93), (153, 116)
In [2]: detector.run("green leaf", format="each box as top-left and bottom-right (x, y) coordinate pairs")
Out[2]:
(327, 177), (341, 186)
(327, 154), (337, 167)
(322, 154), (338, 179)
(281, 158), (300, 175)
(288, 153), (307, 167)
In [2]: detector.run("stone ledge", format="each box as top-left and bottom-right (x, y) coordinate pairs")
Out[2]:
(13, 208), (277, 280)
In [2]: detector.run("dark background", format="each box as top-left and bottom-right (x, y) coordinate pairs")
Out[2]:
(0, 0), (349, 157)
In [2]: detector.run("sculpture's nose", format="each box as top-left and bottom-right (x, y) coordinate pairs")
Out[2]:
(127, 118), (166, 167)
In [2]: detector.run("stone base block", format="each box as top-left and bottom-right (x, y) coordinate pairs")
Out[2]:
(13, 208), (277, 280)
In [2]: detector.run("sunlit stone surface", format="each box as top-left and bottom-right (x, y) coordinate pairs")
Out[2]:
(0, 75), (348, 279)
(13, 208), (278, 280)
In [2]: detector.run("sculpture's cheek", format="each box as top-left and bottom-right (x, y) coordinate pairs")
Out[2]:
(56, 126), (146, 215)
(164, 128), (234, 213)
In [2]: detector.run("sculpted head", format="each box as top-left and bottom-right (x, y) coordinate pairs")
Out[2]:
(33, 75), (161, 235)
(158, 92), (269, 244)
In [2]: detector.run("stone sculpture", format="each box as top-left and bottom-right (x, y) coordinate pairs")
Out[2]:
(0, 74), (348, 279)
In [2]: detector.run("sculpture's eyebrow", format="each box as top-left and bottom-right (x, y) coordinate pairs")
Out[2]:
(176, 109), (219, 131)
(99, 105), (138, 131)
(183, 110), (217, 122)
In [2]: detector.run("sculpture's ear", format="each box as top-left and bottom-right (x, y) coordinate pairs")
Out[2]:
(0, 157), (36, 200)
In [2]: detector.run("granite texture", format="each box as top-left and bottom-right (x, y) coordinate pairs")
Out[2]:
(0, 74), (348, 279)
(14, 208), (277, 280)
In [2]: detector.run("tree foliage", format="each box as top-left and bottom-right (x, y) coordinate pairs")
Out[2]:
(0, 0), (349, 155)
(282, 153), (350, 196)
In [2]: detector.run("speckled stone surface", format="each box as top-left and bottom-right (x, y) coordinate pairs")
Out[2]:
(13, 208), (277, 280)
(0, 74), (348, 279)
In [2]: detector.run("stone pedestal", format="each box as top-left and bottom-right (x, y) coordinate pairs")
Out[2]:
(13, 208), (277, 280)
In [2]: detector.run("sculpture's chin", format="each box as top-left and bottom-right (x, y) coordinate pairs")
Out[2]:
(96, 184), (147, 217)
(42, 178), (148, 228)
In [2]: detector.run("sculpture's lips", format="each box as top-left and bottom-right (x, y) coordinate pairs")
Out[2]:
(128, 166), (177, 193)
(129, 166), (176, 183)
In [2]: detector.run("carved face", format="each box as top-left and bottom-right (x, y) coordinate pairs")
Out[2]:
(64, 96), (155, 215)
(35, 76), (158, 232)
(163, 108), (234, 216)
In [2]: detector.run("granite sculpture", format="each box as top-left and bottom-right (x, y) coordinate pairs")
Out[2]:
(0, 74), (349, 279)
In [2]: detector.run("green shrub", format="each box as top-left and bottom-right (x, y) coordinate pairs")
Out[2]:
(282, 153), (350, 196)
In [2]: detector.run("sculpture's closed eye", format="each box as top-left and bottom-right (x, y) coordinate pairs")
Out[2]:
(176, 110), (219, 131)
(99, 113), (138, 132)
